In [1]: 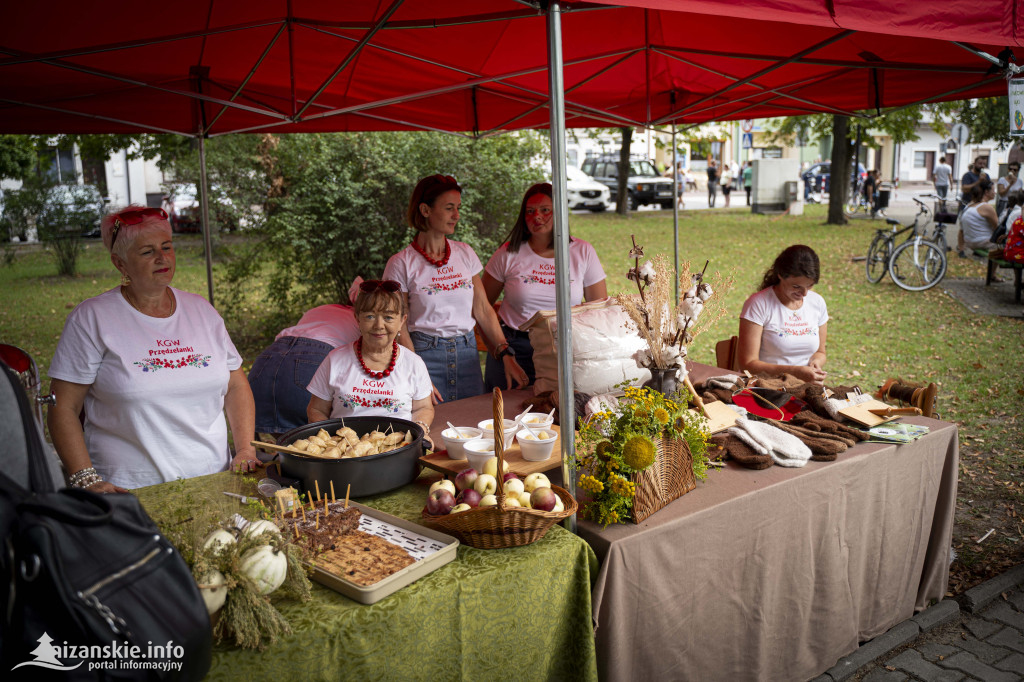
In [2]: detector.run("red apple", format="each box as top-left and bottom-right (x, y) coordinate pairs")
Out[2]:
(457, 488), (482, 508)
(530, 486), (557, 512)
(426, 489), (456, 515)
(454, 468), (478, 492)
(502, 472), (520, 483)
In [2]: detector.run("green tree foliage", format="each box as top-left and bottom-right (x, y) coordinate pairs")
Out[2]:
(2, 175), (102, 276)
(0, 135), (36, 181)
(212, 131), (545, 339)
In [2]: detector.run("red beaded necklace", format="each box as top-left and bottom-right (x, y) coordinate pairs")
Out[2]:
(410, 236), (451, 268)
(356, 338), (399, 379)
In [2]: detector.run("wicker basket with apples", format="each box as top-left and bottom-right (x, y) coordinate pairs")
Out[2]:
(421, 389), (576, 549)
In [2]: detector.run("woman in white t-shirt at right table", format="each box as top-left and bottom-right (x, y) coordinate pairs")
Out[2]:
(482, 182), (607, 391)
(737, 244), (829, 385)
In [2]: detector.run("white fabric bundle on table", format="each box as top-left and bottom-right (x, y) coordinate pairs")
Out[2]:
(728, 417), (812, 468)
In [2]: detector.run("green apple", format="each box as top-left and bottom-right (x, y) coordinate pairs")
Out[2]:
(474, 473), (497, 496)
(450, 503), (472, 514)
(524, 472), (551, 493)
(505, 497), (521, 508)
(553, 496), (564, 513)
(517, 491), (533, 508)
(479, 494), (498, 507)
(503, 477), (525, 496)
(483, 456), (510, 478)
(429, 479), (456, 497)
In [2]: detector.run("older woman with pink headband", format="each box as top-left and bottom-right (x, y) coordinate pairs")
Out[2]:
(48, 205), (259, 492)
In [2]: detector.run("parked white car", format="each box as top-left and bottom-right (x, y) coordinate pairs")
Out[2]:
(566, 166), (610, 212)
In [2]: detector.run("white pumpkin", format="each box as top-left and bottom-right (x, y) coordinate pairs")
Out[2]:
(240, 545), (288, 595)
(198, 569), (227, 615)
(203, 529), (237, 555)
(243, 519), (282, 539)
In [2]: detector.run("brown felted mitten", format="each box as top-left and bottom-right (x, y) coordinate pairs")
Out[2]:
(753, 372), (806, 393)
(701, 391), (720, 405)
(710, 432), (773, 470)
(801, 385), (832, 418)
(792, 410), (870, 442)
(773, 422), (846, 460)
(707, 387), (735, 404)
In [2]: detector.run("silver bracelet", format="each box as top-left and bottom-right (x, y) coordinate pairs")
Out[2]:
(68, 467), (103, 489)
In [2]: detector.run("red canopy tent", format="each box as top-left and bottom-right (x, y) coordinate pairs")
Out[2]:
(2, 0), (1020, 503)
(0, 0), (1019, 137)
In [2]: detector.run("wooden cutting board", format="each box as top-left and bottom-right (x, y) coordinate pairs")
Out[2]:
(420, 425), (563, 478)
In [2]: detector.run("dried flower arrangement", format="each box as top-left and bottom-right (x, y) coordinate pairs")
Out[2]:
(617, 236), (735, 382)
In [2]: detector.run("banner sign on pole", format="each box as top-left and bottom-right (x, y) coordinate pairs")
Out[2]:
(1010, 78), (1024, 137)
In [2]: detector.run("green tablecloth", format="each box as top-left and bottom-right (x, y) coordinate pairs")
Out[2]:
(135, 470), (598, 682)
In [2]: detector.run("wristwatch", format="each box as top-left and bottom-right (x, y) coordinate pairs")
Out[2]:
(497, 345), (515, 360)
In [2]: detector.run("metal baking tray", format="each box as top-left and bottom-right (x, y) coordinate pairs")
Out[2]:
(306, 501), (459, 605)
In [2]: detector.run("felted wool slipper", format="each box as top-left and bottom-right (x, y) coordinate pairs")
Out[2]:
(709, 432), (772, 470)
(772, 422), (846, 460)
(792, 411), (870, 441)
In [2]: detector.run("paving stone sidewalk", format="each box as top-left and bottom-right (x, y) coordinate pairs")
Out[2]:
(811, 565), (1024, 681)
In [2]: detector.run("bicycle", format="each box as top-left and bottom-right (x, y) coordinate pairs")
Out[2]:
(865, 197), (931, 283)
(844, 179), (870, 217)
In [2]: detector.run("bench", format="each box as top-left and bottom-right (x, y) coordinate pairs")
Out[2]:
(973, 248), (1023, 302)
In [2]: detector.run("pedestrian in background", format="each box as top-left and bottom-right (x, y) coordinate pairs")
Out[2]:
(707, 159), (718, 208)
(932, 156), (952, 199)
(743, 162), (753, 206)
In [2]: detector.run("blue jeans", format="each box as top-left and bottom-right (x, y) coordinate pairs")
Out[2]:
(248, 336), (333, 435)
(409, 330), (484, 403)
(484, 325), (536, 392)
(936, 185), (948, 199)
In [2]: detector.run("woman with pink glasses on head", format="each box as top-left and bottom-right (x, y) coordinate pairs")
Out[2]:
(306, 280), (434, 443)
(48, 205), (259, 492)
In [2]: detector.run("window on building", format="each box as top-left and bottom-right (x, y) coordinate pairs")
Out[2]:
(913, 151), (928, 168)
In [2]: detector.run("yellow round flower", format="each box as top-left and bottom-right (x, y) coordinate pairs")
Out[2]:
(653, 407), (670, 425)
(622, 434), (657, 470)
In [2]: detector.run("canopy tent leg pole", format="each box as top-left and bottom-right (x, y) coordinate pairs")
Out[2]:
(546, 1), (576, 533)
(672, 123), (680, 302)
(198, 135), (215, 304)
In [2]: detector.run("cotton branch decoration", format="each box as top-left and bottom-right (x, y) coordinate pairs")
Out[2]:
(617, 235), (734, 382)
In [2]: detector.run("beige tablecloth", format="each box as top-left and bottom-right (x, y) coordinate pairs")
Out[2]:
(578, 367), (959, 682)
(430, 369), (958, 682)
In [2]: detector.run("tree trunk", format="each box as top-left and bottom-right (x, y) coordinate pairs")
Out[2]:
(827, 115), (850, 225)
(616, 127), (633, 216)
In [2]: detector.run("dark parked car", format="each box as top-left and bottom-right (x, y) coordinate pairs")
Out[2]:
(802, 162), (868, 194)
(581, 155), (675, 210)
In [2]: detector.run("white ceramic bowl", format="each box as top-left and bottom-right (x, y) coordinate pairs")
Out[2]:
(477, 418), (519, 446)
(463, 438), (497, 473)
(518, 412), (555, 430)
(440, 427), (483, 460)
(516, 428), (557, 461)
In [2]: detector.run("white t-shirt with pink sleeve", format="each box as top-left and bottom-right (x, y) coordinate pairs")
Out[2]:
(48, 287), (242, 489)
(485, 239), (606, 330)
(739, 287), (829, 366)
(383, 240), (481, 337)
(275, 304), (360, 347)
(307, 343), (432, 421)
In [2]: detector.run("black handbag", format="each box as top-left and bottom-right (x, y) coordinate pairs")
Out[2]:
(0, 365), (212, 680)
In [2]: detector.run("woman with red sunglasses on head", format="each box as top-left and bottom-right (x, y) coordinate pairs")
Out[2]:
(47, 205), (260, 493)
(306, 281), (434, 442)
(481, 183), (608, 391)
(383, 175), (528, 403)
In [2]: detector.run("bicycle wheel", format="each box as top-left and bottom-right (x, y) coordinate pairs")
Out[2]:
(889, 238), (947, 291)
(844, 197), (865, 217)
(865, 234), (892, 283)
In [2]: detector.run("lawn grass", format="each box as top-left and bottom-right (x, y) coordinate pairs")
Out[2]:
(1, 205), (1020, 591)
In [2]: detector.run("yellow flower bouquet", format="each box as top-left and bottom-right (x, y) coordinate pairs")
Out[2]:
(575, 386), (710, 526)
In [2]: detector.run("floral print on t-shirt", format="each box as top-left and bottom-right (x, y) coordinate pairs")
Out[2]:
(134, 353), (212, 372)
